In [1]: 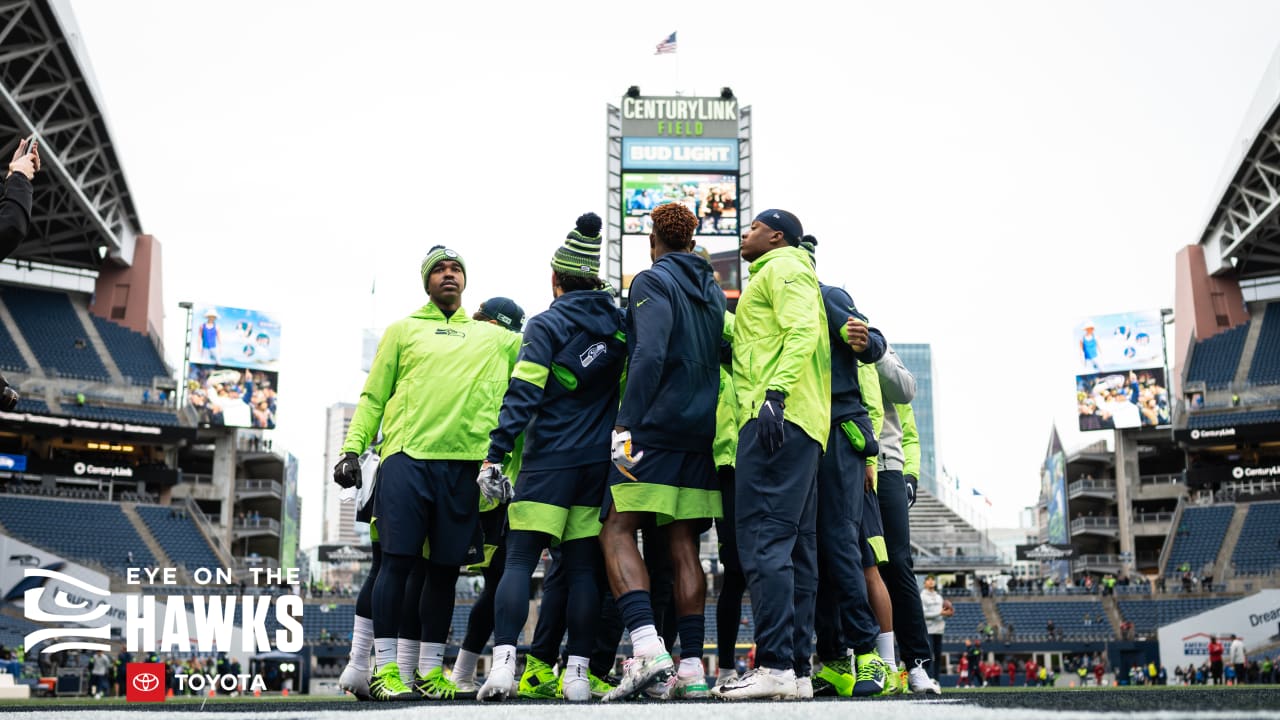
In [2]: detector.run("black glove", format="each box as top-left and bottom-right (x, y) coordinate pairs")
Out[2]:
(756, 390), (786, 455)
(0, 384), (17, 412)
(332, 452), (361, 489)
(905, 474), (918, 509)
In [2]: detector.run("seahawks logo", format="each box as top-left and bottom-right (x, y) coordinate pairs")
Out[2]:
(435, 328), (465, 337)
(21, 569), (113, 654)
(580, 342), (607, 368)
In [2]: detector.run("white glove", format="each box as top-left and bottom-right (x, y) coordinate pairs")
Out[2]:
(476, 463), (514, 504)
(611, 429), (644, 479)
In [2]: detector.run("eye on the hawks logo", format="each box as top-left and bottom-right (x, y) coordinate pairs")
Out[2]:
(126, 662), (167, 702)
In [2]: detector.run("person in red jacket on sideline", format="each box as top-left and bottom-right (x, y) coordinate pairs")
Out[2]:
(1025, 658), (1039, 687)
(1007, 659), (1017, 686)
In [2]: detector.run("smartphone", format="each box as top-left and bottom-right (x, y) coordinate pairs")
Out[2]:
(25, 136), (36, 155)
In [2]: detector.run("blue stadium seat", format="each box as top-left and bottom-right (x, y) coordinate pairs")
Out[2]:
(1186, 324), (1249, 390)
(943, 602), (987, 642)
(995, 601), (1111, 640)
(1117, 597), (1232, 636)
(14, 396), (48, 414)
(1229, 501), (1280, 575)
(0, 496), (155, 575)
(1, 286), (109, 382)
(90, 316), (170, 386)
(134, 505), (222, 574)
(0, 318), (28, 373)
(1246, 302), (1280, 385)
(60, 404), (181, 426)
(1165, 505), (1235, 576)
(1188, 409), (1280, 430)
(0, 614), (40, 648)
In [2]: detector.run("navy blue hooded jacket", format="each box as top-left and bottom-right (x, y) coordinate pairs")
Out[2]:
(486, 289), (625, 471)
(616, 252), (725, 453)
(821, 283), (886, 425)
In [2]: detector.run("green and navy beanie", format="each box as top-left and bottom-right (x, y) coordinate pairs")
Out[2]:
(551, 213), (603, 279)
(799, 234), (818, 268)
(420, 245), (466, 290)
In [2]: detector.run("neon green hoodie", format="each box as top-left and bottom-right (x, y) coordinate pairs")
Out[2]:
(342, 302), (521, 460)
(714, 312), (739, 469)
(899, 402), (920, 479)
(858, 361), (883, 470)
(732, 246), (831, 450)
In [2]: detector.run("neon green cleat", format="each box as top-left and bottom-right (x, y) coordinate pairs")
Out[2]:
(518, 655), (561, 700)
(369, 662), (416, 701)
(414, 667), (473, 700)
(588, 672), (616, 698)
(876, 665), (903, 697)
(812, 657), (854, 697)
(852, 652), (888, 697)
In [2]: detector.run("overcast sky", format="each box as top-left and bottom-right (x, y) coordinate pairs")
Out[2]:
(65, 0), (1280, 547)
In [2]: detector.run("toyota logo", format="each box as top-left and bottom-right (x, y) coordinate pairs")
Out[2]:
(132, 673), (160, 693)
(73, 462), (86, 475)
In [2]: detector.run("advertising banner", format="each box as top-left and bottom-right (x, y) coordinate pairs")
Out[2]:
(1016, 543), (1078, 561)
(620, 95), (739, 138)
(187, 364), (278, 429)
(317, 545), (374, 563)
(1157, 590), (1280, 671)
(191, 304), (282, 372)
(622, 137), (739, 171)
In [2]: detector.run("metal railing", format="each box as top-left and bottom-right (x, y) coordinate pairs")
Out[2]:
(1076, 554), (1124, 566)
(1140, 473), (1182, 485)
(1069, 479), (1116, 496)
(235, 479), (282, 496)
(233, 517), (280, 533)
(1070, 516), (1119, 533)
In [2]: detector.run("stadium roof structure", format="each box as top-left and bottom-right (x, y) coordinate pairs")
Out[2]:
(1198, 43), (1280, 281)
(0, 0), (142, 270)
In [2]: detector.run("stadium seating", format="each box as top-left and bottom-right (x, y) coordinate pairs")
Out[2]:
(14, 397), (48, 414)
(1165, 505), (1235, 576)
(60, 404), (181, 427)
(0, 496), (155, 575)
(0, 286), (109, 382)
(0, 319), (28, 373)
(90, 315), (169, 386)
(1187, 409), (1280, 430)
(995, 601), (1111, 640)
(0, 614), (40, 648)
(301, 603), (356, 642)
(944, 602), (987, 642)
(134, 505), (222, 575)
(1185, 323), (1249, 390)
(1117, 597), (1233, 636)
(1246, 302), (1280, 385)
(1229, 501), (1280, 575)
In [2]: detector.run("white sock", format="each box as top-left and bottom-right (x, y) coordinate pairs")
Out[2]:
(397, 638), (418, 674)
(679, 657), (704, 678)
(418, 641), (445, 676)
(566, 655), (590, 678)
(493, 644), (517, 670)
(348, 615), (373, 672)
(717, 667), (736, 682)
(629, 624), (661, 656)
(374, 637), (398, 669)
(453, 649), (479, 683)
(768, 667), (792, 676)
(876, 632), (896, 668)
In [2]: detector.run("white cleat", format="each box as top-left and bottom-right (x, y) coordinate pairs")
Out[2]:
(478, 647), (517, 702)
(338, 664), (372, 701)
(714, 668), (797, 701)
(796, 675), (813, 700)
(562, 665), (591, 702)
(908, 665), (941, 695)
(602, 645), (676, 702)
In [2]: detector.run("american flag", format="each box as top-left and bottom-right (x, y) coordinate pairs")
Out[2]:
(655, 31), (677, 55)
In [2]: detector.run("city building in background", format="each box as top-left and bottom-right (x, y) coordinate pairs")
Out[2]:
(322, 402), (360, 545)
(896, 343), (938, 495)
